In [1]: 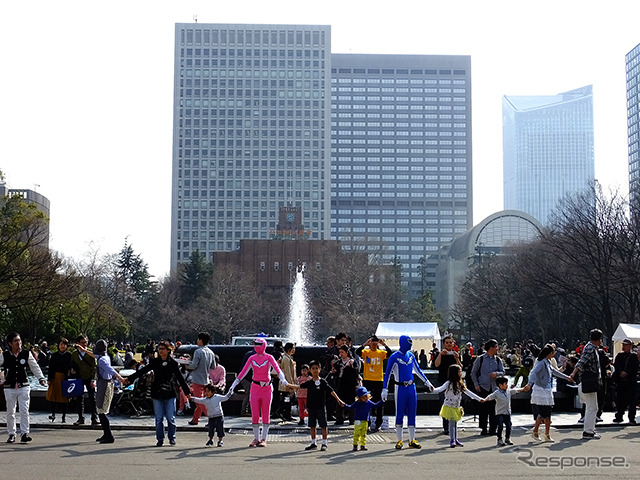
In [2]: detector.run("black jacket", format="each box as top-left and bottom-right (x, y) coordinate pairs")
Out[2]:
(127, 356), (191, 400)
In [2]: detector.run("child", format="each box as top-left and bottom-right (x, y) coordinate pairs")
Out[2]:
(482, 376), (526, 446)
(191, 384), (233, 447)
(512, 356), (533, 387)
(432, 364), (484, 447)
(525, 343), (572, 442)
(297, 360), (345, 451)
(345, 386), (383, 451)
(296, 364), (311, 426)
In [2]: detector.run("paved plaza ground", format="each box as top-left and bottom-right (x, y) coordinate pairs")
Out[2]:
(1, 410), (639, 479)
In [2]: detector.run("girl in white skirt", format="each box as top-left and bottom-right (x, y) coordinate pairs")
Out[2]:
(432, 364), (484, 447)
(526, 343), (574, 442)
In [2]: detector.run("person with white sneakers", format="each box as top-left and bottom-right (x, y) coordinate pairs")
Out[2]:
(0, 332), (47, 443)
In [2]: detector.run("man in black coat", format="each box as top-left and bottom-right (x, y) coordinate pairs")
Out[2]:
(613, 338), (639, 424)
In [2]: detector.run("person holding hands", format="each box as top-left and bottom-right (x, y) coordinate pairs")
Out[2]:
(298, 359), (345, 451)
(470, 339), (505, 436)
(434, 335), (462, 435)
(355, 335), (392, 432)
(228, 337), (294, 447)
(382, 334), (434, 449)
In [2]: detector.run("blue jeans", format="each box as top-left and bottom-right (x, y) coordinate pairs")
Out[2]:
(496, 413), (512, 440)
(153, 398), (177, 443)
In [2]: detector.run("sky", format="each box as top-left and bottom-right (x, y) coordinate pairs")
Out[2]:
(1, 1), (638, 280)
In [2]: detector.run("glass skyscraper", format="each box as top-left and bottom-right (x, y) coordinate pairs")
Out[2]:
(502, 86), (595, 225)
(171, 23), (332, 270)
(330, 54), (473, 297)
(627, 43), (640, 204)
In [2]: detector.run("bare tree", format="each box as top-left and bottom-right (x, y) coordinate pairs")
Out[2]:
(192, 264), (262, 343)
(307, 238), (405, 342)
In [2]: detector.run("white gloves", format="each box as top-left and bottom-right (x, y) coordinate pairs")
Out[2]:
(229, 378), (240, 393)
(381, 388), (388, 402)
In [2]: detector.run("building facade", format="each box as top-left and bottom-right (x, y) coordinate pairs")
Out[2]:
(171, 23), (332, 271)
(330, 54), (473, 297)
(627, 43), (640, 204)
(0, 183), (51, 248)
(502, 85), (595, 225)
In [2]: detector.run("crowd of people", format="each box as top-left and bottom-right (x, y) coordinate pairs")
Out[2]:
(1, 327), (638, 450)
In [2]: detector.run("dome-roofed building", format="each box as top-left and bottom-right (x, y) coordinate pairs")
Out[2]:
(435, 210), (543, 322)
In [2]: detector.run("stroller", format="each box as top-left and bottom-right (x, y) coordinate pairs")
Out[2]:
(113, 373), (153, 416)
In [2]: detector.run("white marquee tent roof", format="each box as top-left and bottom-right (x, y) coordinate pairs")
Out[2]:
(611, 323), (640, 356)
(375, 322), (441, 340)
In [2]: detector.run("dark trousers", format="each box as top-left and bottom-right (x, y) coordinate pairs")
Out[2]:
(76, 379), (97, 421)
(362, 380), (384, 429)
(496, 414), (512, 440)
(240, 378), (251, 414)
(270, 378), (280, 415)
(277, 391), (293, 420)
(615, 383), (637, 421)
(478, 388), (497, 434)
(207, 416), (225, 439)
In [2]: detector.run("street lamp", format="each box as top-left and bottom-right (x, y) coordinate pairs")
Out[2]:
(57, 303), (63, 337)
(517, 306), (523, 343)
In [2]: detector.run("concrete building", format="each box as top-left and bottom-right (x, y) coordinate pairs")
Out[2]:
(0, 183), (50, 247)
(627, 43), (640, 204)
(171, 23), (332, 271)
(330, 54), (472, 297)
(435, 210), (542, 322)
(503, 85), (594, 225)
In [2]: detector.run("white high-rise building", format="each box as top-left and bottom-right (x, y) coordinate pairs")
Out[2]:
(627, 43), (640, 204)
(330, 54), (473, 297)
(171, 23), (332, 271)
(503, 86), (595, 225)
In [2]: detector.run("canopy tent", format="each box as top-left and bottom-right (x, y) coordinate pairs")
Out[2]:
(611, 323), (640, 357)
(375, 322), (442, 353)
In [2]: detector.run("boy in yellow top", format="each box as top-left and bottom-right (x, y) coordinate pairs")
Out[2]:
(355, 335), (392, 432)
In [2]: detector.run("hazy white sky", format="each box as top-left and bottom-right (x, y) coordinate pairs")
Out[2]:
(1, 1), (638, 279)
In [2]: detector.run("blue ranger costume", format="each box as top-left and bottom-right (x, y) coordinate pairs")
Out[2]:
(382, 335), (433, 449)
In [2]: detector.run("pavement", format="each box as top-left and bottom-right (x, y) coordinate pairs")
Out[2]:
(1, 421), (639, 480)
(3, 409), (637, 433)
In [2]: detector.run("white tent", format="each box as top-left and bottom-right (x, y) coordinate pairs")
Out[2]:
(375, 322), (442, 353)
(611, 323), (640, 357)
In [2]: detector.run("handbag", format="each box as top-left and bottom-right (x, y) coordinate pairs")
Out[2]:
(580, 370), (600, 393)
(61, 378), (84, 398)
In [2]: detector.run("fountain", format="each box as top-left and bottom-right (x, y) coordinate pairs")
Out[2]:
(287, 263), (312, 345)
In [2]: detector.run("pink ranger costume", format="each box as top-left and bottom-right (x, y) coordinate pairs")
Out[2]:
(229, 338), (290, 446)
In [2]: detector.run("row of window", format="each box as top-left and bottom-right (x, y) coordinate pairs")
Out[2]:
(176, 189), (323, 203)
(335, 113), (464, 119)
(333, 87), (466, 93)
(333, 148), (467, 153)
(333, 162), (467, 169)
(332, 95), (467, 103)
(334, 104), (467, 110)
(182, 49), (325, 61)
(333, 120), (466, 126)
(178, 106), (326, 117)
(181, 66), (325, 78)
(179, 149), (325, 159)
(179, 29), (327, 49)
(334, 191), (468, 198)
(332, 77), (465, 84)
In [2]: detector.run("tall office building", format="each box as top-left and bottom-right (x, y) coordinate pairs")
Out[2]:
(502, 85), (595, 225)
(330, 55), (472, 297)
(171, 23), (332, 271)
(627, 43), (640, 203)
